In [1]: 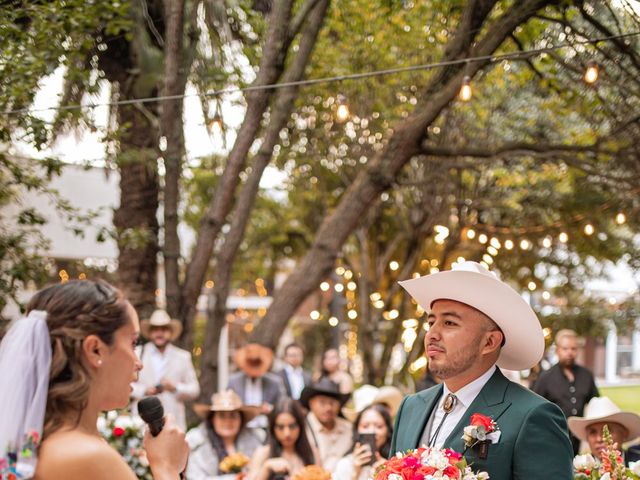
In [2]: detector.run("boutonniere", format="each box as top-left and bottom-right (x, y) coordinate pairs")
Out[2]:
(462, 413), (499, 459)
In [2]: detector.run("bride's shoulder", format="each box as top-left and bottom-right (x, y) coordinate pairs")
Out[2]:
(36, 431), (135, 480)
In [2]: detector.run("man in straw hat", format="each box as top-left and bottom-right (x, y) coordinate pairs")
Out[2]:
(227, 343), (285, 438)
(390, 262), (573, 480)
(131, 309), (200, 431)
(300, 377), (352, 473)
(568, 396), (640, 465)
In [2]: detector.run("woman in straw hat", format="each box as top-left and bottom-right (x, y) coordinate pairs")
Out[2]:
(247, 399), (319, 480)
(568, 396), (640, 464)
(186, 390), (263, 479)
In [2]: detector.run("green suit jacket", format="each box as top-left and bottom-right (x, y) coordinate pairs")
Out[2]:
(390, 369), (573, 480)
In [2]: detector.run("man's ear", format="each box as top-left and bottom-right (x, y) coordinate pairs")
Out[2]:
(481, 330), (504, 355)
(83, 334), (105, 368)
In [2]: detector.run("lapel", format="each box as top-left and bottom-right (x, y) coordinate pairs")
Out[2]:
(409, 384), (443, 448)
(443, 369), (512, 453)
(281, 370), (293, 396)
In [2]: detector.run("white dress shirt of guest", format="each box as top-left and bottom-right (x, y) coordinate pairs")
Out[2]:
(333, 404), (394, 480)
(130, 310), (200, 431)
(186, 390), (263, 480)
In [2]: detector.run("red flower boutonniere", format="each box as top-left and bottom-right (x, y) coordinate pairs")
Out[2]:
(462, 413), (499, 459)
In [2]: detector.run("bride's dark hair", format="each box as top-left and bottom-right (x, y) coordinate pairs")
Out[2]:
(27, 279), (130, 437)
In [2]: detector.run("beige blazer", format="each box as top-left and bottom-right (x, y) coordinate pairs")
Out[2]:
(131, 343), (200, 431)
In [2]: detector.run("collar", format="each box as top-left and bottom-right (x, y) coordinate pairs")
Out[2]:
(284, 364), (303, 375)
(307, 411), (349, 433)
(442, 365), (497, 408)
(149, 342), (172, 356)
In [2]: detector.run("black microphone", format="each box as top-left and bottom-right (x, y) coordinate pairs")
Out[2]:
(138, 396), (165, 436)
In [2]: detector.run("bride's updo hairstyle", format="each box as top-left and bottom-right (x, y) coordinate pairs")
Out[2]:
(26, 279), (130, 437)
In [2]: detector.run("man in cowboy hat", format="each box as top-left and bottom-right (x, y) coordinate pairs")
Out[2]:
(300, 377), (352, 472)
(390, 262), (573, 480)
(227, 343), (285, 437)
(131, 309), (200, 431)
(568, 396), (640, 465)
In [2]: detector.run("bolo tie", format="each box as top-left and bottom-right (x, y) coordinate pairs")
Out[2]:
(428, 393), (457, 447)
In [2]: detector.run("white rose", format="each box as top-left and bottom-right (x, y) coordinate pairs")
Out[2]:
(107, 410), (118, 420)
(600, 473), (611, 480)
(96, 416), (107, 433)
(115, 415), (133, 429)
(573, 454), (596, 471)
(629, 461), (640, 476)
(388, 474), (403, 480)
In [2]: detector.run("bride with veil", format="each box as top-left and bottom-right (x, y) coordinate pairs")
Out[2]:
(0, 279), (188, 480)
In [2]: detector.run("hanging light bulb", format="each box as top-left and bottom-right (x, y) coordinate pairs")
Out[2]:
(458, 76), (472, 101)
(615, 212), (626, 225)
(584, 224), (595, 236)
(584, 60), (599, 84)
(336, 94), (350, 122)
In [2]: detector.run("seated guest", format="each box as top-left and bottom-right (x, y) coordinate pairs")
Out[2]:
(247, 398), (318, 480)
(333, 404), (393, 480)
(186, 390), (262, 480)
(568, 396), (640, 465)
(301, 377), (352, 472)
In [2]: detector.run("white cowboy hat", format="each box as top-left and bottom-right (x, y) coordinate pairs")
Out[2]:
(568, 397), (640, 442)
(140, 309), (183, 341)
(343, 384), (404, 422)
(399, 261), (544, 370)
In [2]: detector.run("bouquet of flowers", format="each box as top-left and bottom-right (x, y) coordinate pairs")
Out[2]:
(98, 411), (152, 480)
(573, 426), (640, 480)
(291, 465), (332, 480)
(373, 446), (489, 480)
(219, 452), (250, 474)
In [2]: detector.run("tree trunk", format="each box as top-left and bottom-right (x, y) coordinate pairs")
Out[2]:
(113, 102), (159, 320)
(251, 0), (555, 349)
(198, 0), (330, 400)
(179, 0), (296, 346)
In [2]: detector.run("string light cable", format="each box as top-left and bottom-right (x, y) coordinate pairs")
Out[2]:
(2, 31), (639, 117)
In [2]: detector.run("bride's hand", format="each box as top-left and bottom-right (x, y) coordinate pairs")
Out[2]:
(143, 414), (188, 479)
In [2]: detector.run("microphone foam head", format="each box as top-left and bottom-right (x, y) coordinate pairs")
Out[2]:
(138, 396), (164, 423)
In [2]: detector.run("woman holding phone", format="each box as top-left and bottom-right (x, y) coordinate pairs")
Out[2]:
(332, 404), (393, 480)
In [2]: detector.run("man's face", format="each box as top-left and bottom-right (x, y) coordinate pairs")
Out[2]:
(150, 326), (172, 349)
(586, 421), (628, 459)
(556, 335), (578, 368)
(308, 394), (340, 426)
(424, 300), (498, 381)
(285, 346), (304, 368)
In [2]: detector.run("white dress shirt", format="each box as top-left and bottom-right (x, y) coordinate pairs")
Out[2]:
(421, 365), (497, 449)
(284, 364), (305, 399)
(148, 343), (169, 384)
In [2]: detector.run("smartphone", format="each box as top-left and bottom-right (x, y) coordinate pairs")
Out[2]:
(356, 432), (377, 466)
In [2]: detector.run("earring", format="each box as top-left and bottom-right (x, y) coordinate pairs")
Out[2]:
(97, 360), (102, 366)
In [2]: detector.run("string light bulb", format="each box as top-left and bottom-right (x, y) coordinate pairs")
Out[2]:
(559, 232), (569, 243)
(459, 76), (472, 101)
(584, 224), (595, 235)
(336, 94), (350, 122)
(584, 60), (599, 84)
(616, 212), (626, 225)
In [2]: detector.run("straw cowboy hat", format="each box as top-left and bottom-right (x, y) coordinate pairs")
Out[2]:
(140, 309), (183, 341)
(399, 261), (544, 371)
(300, 377), (351, 409)
(568, 397), (640, 443)
(193, 389), (261, 421)
(343, 384), (404, 422)
(234, 343), (274, 378)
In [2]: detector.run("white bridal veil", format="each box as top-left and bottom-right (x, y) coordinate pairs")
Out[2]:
(0, 310), (51, 478)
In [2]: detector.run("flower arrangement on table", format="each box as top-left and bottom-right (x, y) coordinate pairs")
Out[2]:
(97, 411), (152, 480)
(573, 425), (640, 480)
(373, 446), (489, 480)
(291, 465), (332, 480)
(219, 452), (250, 475)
